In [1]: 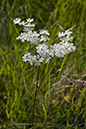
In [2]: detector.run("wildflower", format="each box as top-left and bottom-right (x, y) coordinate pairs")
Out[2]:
(24, 23), (35, 28)
(16, 30), (40, 44)
(22, 53), (44, 66)
(40, 35), (50, 42)
(16, 33), (27, 42)
(64, 95), (70, 102)
(58, 28), (73, 42)
(52, 43), (66, 57)
(22, 53), (31, 62)
(39, 29), (50, 35)
(26, 18), (34, 23)
(13, 17), (76, 66)
(19, 21), (26, 26)
(36, 43), (49, 58)
(13, 18), (21, 24)
(65, 95), (70, 100)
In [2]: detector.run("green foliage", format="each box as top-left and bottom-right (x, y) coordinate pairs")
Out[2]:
(0, 0), (86, 128)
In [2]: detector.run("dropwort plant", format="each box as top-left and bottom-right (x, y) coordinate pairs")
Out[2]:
(13, 17), (76, 128)
(13, 18), (76, 66)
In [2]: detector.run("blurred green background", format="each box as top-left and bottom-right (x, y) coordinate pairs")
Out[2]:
(0, 0), (86, 129)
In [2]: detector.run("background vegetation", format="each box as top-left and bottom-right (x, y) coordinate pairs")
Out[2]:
(0, 0), (86, 128)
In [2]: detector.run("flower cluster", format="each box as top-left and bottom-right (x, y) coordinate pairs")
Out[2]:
(13, 18), (76, 66)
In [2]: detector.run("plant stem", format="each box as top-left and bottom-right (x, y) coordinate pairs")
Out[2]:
(32, 57), (56, 129)
(36, 57), (56, 94)
(32, 67), (40, 129)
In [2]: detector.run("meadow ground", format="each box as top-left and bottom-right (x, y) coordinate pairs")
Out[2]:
(0, 0), (86, 129)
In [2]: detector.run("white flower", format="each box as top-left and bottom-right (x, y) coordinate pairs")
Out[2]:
(52, 44), (64, 57)
(13, 18), (21, 24)
(19, 21), (26, 25)
(24, 23), (35, 28)
(16, 32), (27, 42)
(26, 18), (34, 23)
(39, 29), (50, 35)
(22, 53), (31, 62)
(67, 43), (76, 52)
(59, 35), (73, 42)
(39, 57), (44, 63)
(13, 18), (76, 66)
(40, 35), (50, 42)
(26, 31), (40, 44)
(58, 28), (73, 42)
(22, 53), (44, 66)
(58, 29), (72, 38)
(36, 43), (49, 58)
(16, 30), (40, 44)
(52, 41), (76, 58)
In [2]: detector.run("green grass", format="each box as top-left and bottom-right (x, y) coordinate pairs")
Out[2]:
(0, 0), (86, 129)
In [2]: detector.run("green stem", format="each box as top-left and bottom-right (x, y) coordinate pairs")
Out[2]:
(36, 57), (56, 94)
(32, 57), (56, 129)
(32, 67), (40, 129)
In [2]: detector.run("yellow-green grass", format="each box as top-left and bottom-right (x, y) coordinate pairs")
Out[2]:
(0, 0), (86, 128)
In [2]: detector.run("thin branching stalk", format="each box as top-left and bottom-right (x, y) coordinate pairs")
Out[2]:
(32, 66), (40, 129)
(36, 56), (56, 94)
(32, 57), (56, 129)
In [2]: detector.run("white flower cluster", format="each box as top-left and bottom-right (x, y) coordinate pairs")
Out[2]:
(13, 18), (50, 44)
(22, 53), (44, 66)
(13, 18), (76, 66)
